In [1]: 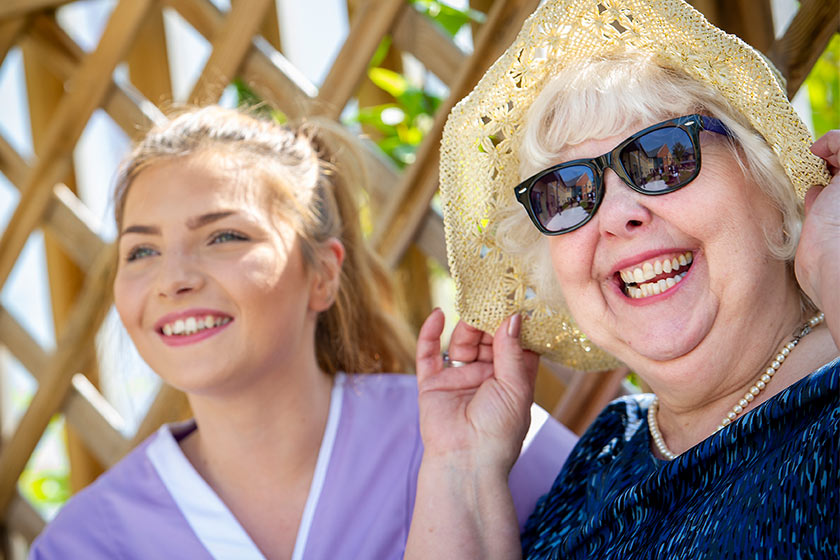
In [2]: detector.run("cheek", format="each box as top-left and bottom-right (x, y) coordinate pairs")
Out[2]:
(548, 232), (596, 294)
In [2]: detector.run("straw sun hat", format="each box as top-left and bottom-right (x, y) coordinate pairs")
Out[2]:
(439, 0), (830, 371)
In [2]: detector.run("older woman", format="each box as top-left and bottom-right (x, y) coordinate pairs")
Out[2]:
(406, 0), (838, 558)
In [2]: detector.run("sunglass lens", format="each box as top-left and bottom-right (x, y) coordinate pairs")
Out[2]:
(529, 165), (597, 233)
(619, 127), (697, 192)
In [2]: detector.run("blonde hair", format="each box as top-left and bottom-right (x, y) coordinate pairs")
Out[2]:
(114, 106), (415, 375)
(496, 52), (805, 309)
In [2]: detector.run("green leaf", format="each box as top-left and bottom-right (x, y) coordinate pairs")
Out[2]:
(368, 67), (408, 98)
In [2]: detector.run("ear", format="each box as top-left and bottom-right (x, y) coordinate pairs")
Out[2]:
(309, 238), (346, 313)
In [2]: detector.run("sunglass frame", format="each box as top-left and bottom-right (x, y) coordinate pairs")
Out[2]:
(514, 114), (730, 235)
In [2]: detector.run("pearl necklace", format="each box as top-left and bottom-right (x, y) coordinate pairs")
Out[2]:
(648, 312), (825, 461)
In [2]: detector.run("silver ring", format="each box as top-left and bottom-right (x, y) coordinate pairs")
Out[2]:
(442, 351), (470, 368)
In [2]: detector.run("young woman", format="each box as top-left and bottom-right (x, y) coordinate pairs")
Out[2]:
(30, 106), (577, 559)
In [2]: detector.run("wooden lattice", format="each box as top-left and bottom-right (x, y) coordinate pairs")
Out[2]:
(0, 0), (836, 551)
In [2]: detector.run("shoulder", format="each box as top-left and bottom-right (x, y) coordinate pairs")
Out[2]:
(339, 373), (420, 422)
(29, 436), (159, 559)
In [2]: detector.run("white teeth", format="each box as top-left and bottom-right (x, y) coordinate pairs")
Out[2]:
(162, 315), (230, 336)
(642, 262), (654, 280)
(654, 260), (663, 275)
(663, 259), (672, 273)
(678, 254), (687, 266)
(633, 268), (645, 283)
(626, 272), (687, 299)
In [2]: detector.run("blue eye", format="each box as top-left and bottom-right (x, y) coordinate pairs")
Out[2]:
(126, 246), (158, 262)
(210, 231), (249, 244)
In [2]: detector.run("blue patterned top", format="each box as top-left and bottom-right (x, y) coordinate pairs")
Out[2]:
(522, 358), (839, 559)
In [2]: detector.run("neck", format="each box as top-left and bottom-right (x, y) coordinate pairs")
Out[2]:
(651, 311), (835, 457)
(183, 361), (334, 487)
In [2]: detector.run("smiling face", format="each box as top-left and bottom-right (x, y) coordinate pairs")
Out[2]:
(114, 151), (332, 396)
(547, 122), (800, 386)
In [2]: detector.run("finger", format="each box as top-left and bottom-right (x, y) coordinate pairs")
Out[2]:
(448, 319), (487, 362)
(803, 185), (825, 215)
(416, 308), (445, 385)
(810, 130), (840, 170)
(492, 314), (539, 396)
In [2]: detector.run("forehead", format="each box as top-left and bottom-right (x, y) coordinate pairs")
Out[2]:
(123, 151), (265, 219)
(557, 121), (650, 161)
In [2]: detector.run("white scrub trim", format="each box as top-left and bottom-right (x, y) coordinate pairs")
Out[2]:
(145, 373), (346, 560)
(291, 373), (345, 560)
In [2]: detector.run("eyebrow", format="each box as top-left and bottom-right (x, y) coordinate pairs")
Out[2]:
(120, 211), (237, 237)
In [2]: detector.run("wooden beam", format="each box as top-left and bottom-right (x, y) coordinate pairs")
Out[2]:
(0, 0), (72, 19)
(129, 384), (191, 449)
(391, 4), (465, 86)
(0, 244), (116, 513)
(0, 16), (28, 64)
(372, 0), (540, 266)
(766, 0), (840, 98)
(0, 0), (155, 290)
(168, 0), (317, 119)
(0, 305), (128, 468)
(127, 7), (172, 105)
(552, 367), (629, 436)
(7, 492), (44, 545)
(25, 14), (162, 140)
(188, 0), (274, 104)
(314, 0), (405, 119)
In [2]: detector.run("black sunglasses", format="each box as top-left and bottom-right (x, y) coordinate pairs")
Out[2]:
(514, 114), (731, 235)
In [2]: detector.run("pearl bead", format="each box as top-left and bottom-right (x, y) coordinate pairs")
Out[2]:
(761, 374), (771, 383)
(756, 380), (766, 389)
(771, 360), (780, 369)
(745, 393), (754, 402)
(721, 418), (731, 426)
(727, 411), (737, 420)
(776, 353), (785, 362)
(733, 405), (743, 413)
(781, 347), (790, 356)
(765, 367), (775, 376)
(750, 387), (760, 396)
(739, 399), (748, 407)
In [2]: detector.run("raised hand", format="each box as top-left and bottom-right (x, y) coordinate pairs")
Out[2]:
(415, 309), (540, 471)
(796, 130), (840, 347)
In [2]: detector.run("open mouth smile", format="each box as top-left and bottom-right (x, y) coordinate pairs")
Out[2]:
(159, 314), (232, 336)
(617, 251), (693, 299)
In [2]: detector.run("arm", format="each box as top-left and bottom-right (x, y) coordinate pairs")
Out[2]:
(405, 309), (539, 560)
(797, 130), (840, 349)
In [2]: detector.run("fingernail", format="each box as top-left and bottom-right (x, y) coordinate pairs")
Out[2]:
(507, 313), (522, 338)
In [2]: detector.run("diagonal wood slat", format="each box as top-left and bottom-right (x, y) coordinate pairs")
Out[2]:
(314, 0), (406, 119)
(0, 0), (72, 19)
(767, 0), (840, 98)
(373, 0), (541, 266)
(0, 0), (156, 289)
(392, 5), (465, 87)
(188, 0), (274, 104)
(0, 243), (116, 511)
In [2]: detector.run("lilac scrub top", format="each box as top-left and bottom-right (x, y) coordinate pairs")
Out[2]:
(29, 373), (578, 559)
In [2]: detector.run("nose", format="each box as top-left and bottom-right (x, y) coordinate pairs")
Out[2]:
(595, 170), (653, 238)
(155, 251), (205, 298)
